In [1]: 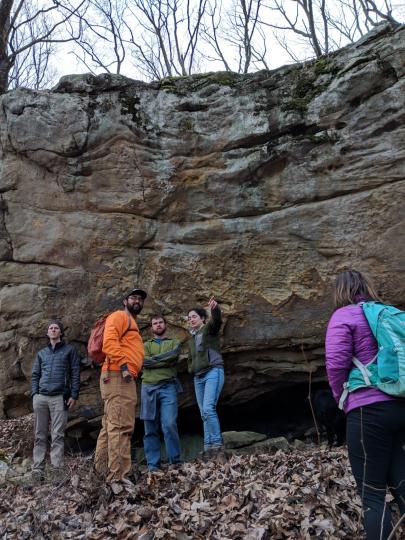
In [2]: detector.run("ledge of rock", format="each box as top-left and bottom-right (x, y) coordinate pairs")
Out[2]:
(0, 24), (404, 429)
(223, 431), (268, 449)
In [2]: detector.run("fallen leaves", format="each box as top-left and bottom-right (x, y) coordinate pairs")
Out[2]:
(0, 416), (393, 539)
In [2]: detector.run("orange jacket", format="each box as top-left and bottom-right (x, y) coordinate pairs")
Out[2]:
(102, 310), (144, 377)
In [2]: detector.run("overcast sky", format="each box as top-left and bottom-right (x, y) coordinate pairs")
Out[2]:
(48, 0), (405, 84)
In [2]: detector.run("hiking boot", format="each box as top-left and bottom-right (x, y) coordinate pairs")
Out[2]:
(31, 470), (44, 485)
(122, 478), (137, 489)
(128, 469), (141, 483)
(109, 477), (137, 496)
(198, 449), (213, 461)
(210, 446), (229, 464)
(121, 477), (139, 498)
(48, 467), (64, 485)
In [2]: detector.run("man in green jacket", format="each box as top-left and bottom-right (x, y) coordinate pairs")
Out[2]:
(140, 314), (182, 471)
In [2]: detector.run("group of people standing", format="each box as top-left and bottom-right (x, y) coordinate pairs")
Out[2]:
(31, 289), (226, 485)
(29, 271), (405, 540)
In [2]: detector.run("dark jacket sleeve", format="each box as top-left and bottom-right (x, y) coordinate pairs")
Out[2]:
(69, 346), (81, 400)
(31, 353), (41, 396)
(207, 306), (222, 335)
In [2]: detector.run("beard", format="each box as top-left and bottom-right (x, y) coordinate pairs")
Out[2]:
(153, 326), (166, 337)
(127, 303), (143, 316)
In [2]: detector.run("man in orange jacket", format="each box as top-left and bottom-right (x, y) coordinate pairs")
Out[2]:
(95, 288), (146, 484)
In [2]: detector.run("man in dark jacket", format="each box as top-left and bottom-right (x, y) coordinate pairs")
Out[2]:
(31, 320), (80, 481)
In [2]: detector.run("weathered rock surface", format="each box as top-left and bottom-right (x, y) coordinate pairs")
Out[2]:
(0, 24), (404, 430)
(223, 431), (268, 449)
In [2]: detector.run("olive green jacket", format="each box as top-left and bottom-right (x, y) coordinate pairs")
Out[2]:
(142, 337), (181, 385)
(187, 306), (223, 375)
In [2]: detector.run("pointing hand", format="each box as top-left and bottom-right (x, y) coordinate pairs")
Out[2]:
(208, 297), (218, 310)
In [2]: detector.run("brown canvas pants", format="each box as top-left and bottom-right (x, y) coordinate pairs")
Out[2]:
(32, 394), (67, 472)
(94, 372), (137, 482)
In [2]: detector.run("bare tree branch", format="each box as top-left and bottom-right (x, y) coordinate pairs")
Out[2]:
(126, 0), (207, 80)
(71, 0), (128, 74)
(0, 0), (87, 93)
(201, 0), (268, 73)
(260, 0), (400, 61)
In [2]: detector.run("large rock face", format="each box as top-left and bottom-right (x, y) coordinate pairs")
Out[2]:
(0, 24), (404, 426)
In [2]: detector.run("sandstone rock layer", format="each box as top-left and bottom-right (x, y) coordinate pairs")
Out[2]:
(0, 24), (404, 424)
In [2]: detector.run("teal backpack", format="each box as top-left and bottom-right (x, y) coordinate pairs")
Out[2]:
(338, 302), (405, 409)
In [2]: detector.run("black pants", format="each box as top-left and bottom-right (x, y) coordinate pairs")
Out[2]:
(347, 401), (405, 540)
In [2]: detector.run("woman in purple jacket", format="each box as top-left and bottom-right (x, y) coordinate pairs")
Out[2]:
(326, 270), (405, 540)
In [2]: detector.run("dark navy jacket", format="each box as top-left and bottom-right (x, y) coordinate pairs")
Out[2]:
(31, 341), (80, 400)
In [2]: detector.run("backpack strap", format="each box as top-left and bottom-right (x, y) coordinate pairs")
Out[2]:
(122, 313), (132, 338)
(352, 357), (373, 385)
(338, 353), (378, 410)
(338, 383), (349, 410)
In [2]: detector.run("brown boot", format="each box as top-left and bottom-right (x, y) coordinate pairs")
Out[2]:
(210, 446), (229, 464)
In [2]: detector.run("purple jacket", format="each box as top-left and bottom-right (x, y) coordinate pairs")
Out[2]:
(325, 303), (394, 414)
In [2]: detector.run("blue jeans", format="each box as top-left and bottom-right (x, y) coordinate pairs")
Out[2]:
(194, 367), (224, 450)
(143, 383), (181, 470)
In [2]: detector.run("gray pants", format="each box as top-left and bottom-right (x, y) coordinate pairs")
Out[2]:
(33, 394), (68, 471)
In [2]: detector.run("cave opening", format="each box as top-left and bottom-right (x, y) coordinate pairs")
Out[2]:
(178, 382), (321, 440)
(128, 381), (330, 457)
(65, 381), (332, 458)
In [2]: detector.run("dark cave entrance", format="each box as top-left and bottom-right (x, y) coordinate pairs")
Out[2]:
(128, 381), (330, 456)
(65, 381), (332, 457)
(179, 382), (320, 439)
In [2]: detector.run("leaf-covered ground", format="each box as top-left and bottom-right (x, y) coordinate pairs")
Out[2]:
(0, 416), (373, 539)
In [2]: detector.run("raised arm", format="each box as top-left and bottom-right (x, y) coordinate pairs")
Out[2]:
(207, 297), (222, 335)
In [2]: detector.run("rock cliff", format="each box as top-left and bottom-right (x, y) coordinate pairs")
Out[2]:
(0, 24), (404, 432)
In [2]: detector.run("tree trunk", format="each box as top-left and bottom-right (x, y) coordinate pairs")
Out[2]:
(0, 56), (10, 93)
(0, 0), (13, 93)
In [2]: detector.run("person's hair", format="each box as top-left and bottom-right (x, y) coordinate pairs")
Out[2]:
(188, 307), (207, 322)
(47, 319), (64, 338)
(333, 270), (381, 308)
(150, 313), (167, 324)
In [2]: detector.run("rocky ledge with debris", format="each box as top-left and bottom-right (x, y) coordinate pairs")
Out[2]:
(0, 415), (377, 539)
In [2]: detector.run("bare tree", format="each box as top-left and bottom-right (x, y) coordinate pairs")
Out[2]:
(126, 0), (207, 80)
(7, 1), (57, 89)
(202, 0), (269, 74)
(70, 0), (128, 74)
(260, 0), (400, 60)
(1, 0), (401, 92)
(0, 0), (87, 93)
(9, 37), (56, 89)
(260, 0), (327, 58)
(358, 0), (400, 26)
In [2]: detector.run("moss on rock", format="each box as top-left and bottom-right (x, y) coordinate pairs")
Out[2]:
(120, 94), (143, 125)
(158, 71), (241, 94)
(281, 65), (332, 114)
